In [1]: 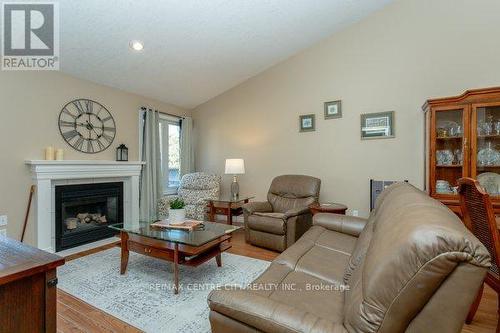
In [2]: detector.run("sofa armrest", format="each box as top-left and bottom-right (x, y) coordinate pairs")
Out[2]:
(313, 213), (368, 237)
(283, 206), (311, 219)
(208, 289), (343, 333)
(242, 201), (273, 215)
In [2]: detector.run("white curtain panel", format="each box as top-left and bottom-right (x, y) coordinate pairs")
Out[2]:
(139, 108), (163, 221)
(180, 116), (195, 176)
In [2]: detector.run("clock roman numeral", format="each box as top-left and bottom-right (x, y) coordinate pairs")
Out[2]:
(62, 108), (77, 119)
(72, 100), (85, 115)
(85, 100), (93, 114)
(62, 130), (79, 141)
(86, 140), (94, 153)
(59, 120), (75, 128)
(96, 139), (105, 150)
(101, 116), (112, 122)
(95, 105), (103, 117)
(103, 126), (116, 132)
(74, 136), (84, 151)
(101, 133), (113, 143)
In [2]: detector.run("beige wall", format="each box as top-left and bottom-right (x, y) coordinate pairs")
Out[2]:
(0, 71), (189, 245)
(192, 0), (500, 217)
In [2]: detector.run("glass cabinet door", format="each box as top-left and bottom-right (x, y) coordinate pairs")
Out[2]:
(432, 107), (468, 197)
(472, 103), (500, 196)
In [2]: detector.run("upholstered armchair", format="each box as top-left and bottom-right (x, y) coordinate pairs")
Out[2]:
(158, 172), (221, 221)
(243, 175), (321, 252)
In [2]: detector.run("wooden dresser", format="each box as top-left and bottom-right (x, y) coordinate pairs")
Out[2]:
(0, 236), (65, 333)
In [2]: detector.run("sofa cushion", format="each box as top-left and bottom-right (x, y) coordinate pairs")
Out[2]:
(248, 213), (286, 235)
(246, 225), (355, 322)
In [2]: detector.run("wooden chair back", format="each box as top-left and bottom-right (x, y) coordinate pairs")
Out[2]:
(458, 177), (500, 283)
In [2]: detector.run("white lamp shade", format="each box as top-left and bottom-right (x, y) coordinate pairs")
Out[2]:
(225, 159), (245, 174)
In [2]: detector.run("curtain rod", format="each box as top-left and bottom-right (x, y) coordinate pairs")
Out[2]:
(140, 106), (185, 119)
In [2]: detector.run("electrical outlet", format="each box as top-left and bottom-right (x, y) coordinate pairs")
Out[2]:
(351, 210), (359, 217)
(0, 229), (6, 237)
(0, 215), (7, 227)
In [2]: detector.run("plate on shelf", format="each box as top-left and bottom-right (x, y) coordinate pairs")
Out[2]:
(477, 172), (500, 195)
(477, 147), (500, 166)
(436, 150), (454, 165)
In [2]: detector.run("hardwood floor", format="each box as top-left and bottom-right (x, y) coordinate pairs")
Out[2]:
(57, 229), (497, 333)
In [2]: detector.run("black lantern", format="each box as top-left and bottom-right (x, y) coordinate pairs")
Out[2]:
(116, 144), (128, 161)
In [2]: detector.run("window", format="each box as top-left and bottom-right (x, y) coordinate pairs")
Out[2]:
(138, 110), (182, 195)
(159, 117), (181, 194)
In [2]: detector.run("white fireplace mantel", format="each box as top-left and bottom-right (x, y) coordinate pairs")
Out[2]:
(25, 160), (145, 253)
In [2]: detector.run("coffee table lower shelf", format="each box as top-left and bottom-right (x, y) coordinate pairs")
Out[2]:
(119, 231), (232, 294)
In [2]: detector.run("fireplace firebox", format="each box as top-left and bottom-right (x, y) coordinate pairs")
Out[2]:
(55, 182), (123, 252)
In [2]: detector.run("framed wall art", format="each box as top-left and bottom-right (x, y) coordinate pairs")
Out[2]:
(360, 111), (395, 140)
(324, 100), (342, 119)
(299, 114), (315, 132)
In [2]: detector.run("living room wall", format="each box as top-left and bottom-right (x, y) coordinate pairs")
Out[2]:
(0, 71), (189, 244)
(192, 0), (500, 217)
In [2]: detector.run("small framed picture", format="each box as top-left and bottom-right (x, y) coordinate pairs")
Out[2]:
(299, 114), (315, 132)
(324, 100), (342, 119)
(361, 111), (395, 140)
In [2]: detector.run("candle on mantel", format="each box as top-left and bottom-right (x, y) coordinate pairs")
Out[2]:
(45, 146), (55, 160)
(55, 149), (64, 161)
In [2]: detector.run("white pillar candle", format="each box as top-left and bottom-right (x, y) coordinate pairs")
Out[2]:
(55, 149), (64, 161)
(45, 146), (55, 160)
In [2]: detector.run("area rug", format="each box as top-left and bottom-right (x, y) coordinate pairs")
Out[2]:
(58, 247), (269, 333)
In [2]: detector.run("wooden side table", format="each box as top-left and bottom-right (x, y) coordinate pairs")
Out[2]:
(309, 202), (348, 215)
(206, 196), (254, 225)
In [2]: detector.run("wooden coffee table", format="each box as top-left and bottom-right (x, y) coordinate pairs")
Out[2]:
(309, 202), (348, 215)
(110, 222), (239, 294)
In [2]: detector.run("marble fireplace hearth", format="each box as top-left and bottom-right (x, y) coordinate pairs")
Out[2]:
(25, 160), (144, 253)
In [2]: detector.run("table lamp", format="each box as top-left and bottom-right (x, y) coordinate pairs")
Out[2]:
(225, 159), (245, 199)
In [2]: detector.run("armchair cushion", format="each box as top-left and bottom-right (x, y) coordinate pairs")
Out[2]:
(158, 172), (221, 221)
(248, 213), (286, 235)
(313, 213), (368, 237)
(243, 201), (273, 215)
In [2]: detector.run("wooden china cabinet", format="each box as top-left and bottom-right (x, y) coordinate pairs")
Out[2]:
(424, 87), (500, 215)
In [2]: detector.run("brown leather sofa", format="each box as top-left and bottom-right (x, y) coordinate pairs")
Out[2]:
(242, 175), (321, 252)
(208, 183), (491, 333)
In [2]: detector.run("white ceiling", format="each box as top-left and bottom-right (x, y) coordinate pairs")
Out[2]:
(58, 0), (392, 109)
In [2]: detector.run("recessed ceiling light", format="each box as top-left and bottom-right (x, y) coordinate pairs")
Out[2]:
(129, 40), (144, 51)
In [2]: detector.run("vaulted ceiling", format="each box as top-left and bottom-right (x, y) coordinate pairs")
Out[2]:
(59, 0), (392, 109)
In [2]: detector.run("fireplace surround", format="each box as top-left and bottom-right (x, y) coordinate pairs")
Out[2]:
(26, 160), (144, 253)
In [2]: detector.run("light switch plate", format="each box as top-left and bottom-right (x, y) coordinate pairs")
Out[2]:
(0, 215), (7, 226)
(0, 229), (6, 237)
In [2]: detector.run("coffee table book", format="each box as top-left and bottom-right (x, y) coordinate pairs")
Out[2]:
(151, 219), (203, 231)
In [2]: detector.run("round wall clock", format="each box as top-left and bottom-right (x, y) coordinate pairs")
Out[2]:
(58, 99), (116, 154)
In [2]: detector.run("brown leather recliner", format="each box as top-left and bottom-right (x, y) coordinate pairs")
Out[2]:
(208, 182), (491, 333)
(242, 175), (321, 252)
